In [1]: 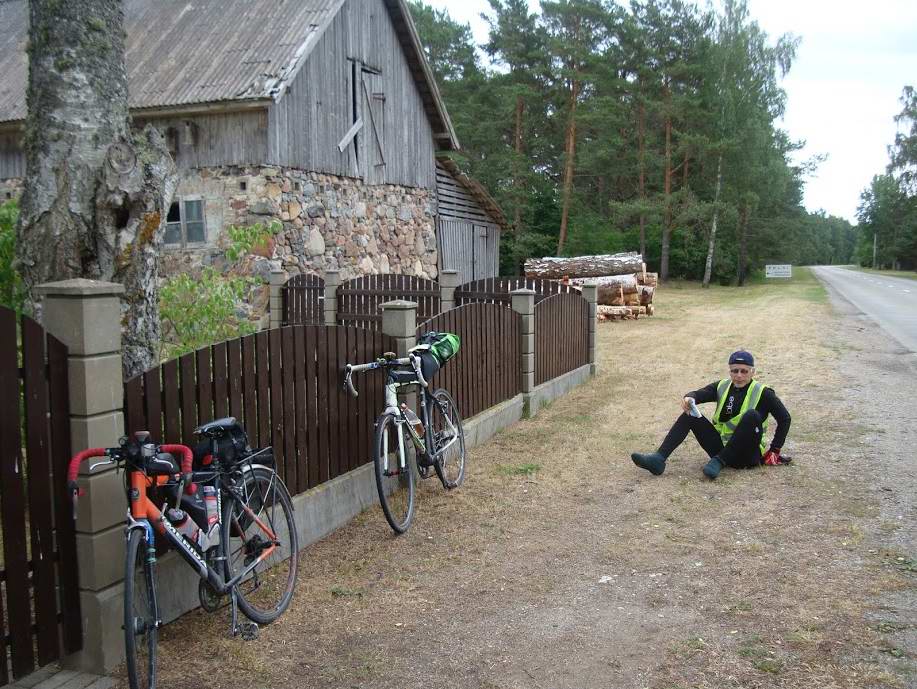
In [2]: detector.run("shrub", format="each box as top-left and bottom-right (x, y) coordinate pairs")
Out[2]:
(0, 200), (24, 314)
(159, 220), (280, 360)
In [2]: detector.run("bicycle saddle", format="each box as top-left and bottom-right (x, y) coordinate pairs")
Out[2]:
(195, 417), (240, 438)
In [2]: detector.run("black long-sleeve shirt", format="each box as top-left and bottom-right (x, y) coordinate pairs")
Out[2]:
(687, 380), (791, 451)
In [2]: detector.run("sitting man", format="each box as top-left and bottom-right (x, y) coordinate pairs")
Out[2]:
(630, 350), (791, 479)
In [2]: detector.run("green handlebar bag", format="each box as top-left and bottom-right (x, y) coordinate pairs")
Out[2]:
(415, 331), (460, 365)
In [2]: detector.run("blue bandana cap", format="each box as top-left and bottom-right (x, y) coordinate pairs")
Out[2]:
(728, 350), (754, 367)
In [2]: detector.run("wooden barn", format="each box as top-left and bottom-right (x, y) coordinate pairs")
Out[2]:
(0, 0), (507, 289)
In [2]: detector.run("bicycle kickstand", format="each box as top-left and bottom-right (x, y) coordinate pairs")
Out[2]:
(229, 588), (259, 641)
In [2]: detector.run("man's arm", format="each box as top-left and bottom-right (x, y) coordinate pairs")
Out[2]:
(762, 387), (791, 450)
(685, 382), (719, 405)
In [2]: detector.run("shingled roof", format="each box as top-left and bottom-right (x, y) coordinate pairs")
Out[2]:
(0, 0), (458, 149)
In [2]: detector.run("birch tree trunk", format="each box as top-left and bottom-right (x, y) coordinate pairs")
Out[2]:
(702, 154), (723, 288)
(16, 0), (177, 378)
(557, 74), (579, 255)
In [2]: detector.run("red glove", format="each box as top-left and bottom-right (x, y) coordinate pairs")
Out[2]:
(763, 449), (781, 466)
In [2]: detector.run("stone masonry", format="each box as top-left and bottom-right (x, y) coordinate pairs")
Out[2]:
(159, 165), (439, 325)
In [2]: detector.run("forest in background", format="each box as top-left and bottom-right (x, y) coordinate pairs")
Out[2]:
(408, 0), (859, 282)
(855, 86), (917, 270)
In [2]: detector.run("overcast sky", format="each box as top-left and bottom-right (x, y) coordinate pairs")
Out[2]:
(423, 0), (917, 225)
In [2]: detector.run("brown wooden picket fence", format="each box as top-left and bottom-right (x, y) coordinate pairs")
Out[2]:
(337, 274), (440, 329)
(0, 307), (81, 686)
(124, 326), (396, 496)
(455, 276), (578, 306)
(418, 302), (521, 422)
(281, 274), (324, 325)
(534, 293), (590, 386)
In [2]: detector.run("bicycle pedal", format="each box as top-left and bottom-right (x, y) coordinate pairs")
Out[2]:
(235, 621), (259, 641)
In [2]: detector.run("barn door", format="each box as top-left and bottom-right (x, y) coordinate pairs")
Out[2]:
(438, 218), (473, 284)
(361, 68), (385, 184)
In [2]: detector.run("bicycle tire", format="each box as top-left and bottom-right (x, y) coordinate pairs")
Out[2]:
(124, 528), (157, 689)
(429, 388), (466, 489)
(221, 466), (298, 625)
(374, 412), (416, 533)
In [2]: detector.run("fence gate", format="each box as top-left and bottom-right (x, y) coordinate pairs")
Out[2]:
(0, 307), (81, 685)
(455, 276), (578, 307)
(336, 274), (440, 330)
(281, 274), (325, 325)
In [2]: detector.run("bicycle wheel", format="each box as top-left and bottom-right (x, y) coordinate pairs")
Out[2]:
(374, 412), (415, 533)
(429, 388), (466, 489)
(124, 528), (157, 689)
(221, 466), (298, 625)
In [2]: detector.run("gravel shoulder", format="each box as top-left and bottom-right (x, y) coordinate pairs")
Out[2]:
(127, 275), (916, 689)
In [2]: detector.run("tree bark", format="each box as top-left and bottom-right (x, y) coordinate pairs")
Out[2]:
(513, 93), (524, 232)
(524, 252), (644, 279)
(660, 92), (673, 281)
(557, 74), (579, 255)
(16, 0), (177, 378)
(637, 98), (646, 258)
(737, 202), (750, 286)
(702, 154), (723, 288)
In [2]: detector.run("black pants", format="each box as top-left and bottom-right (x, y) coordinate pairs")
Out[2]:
(657, 410), (764, 468)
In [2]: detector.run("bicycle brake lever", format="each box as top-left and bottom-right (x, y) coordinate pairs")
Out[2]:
(88, 457), (115, 473)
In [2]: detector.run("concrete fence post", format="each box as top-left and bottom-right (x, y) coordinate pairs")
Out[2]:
(579, 284), (598, 376)
(439, 270), (461, 312)
(269, 264), (286, 329)
(381, 300), (419, 454)
(37, 279), (127, 673)
(324, 269), (341, 326)
(511, 289), (536, 417)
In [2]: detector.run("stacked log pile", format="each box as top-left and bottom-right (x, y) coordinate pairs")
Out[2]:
(573, 271), (658, 320)
(525, 252), (658, 321)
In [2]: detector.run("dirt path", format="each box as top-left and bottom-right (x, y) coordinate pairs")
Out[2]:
(136, 274), (915, 689)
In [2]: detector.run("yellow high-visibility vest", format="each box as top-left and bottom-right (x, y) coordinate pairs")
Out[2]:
(713, 379), (768, 454)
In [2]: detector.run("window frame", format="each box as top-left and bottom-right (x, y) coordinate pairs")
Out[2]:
(164, 196), (207, 248)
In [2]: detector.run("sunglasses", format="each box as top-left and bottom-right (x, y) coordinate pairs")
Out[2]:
(729, 367), (751, 374)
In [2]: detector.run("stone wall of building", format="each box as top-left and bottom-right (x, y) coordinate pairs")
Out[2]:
(1, 177), (23, 202)
(160, 165), (439, 326)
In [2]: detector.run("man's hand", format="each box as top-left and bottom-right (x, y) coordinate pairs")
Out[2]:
(763, 449), (782, 466)
(681, 396), (694, 414)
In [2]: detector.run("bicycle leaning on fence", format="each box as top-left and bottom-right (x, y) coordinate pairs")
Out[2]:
(344, 331), (466, 534)
(66, 418), (298, 689)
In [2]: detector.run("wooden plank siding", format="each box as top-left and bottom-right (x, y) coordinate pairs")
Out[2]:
(436, 164), (501, 282)
(267, 0), (436, 190)
(0, 307), (81, 686)
(133, 110), (268, 170)
(124, 325), (395, 497)
(418, 303), (521, 422)
(0, 131), (24, 180)
(534, 293), (590, 386)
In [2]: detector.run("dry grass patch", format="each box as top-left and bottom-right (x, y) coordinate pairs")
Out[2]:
(110, 269), (915, 689)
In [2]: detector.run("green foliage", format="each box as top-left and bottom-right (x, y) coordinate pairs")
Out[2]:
(0, 200), (25, 314)
(225, 220), (281, 262)
(158, 221), (278, 360)
(159, 269), (257, 360)
(408, 0), (853, 280)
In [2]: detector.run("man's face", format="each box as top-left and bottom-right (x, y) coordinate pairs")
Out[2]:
(729, 365), (754, 388)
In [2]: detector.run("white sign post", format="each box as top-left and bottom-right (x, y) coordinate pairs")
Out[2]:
(765, 264), (792, 278)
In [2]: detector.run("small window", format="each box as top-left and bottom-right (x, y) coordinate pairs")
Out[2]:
(240, 181), (247, 191)
(163, 198), (206, 247)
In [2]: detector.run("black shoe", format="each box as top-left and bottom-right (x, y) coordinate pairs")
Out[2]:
(703, 456), (723, 479)
(631, 451), (666, 476)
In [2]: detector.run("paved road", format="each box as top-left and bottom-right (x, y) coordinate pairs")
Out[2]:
(812, 265), (917, 354)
